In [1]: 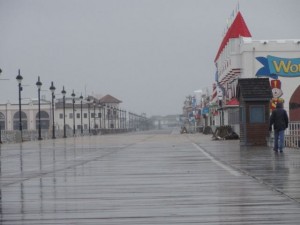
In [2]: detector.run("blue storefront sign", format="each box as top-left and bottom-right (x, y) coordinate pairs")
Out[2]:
(256, 55), (300, 79)
(202, 107), (209, 115)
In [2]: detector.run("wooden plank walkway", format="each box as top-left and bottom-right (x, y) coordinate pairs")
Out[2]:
(1, 130), (300, 224)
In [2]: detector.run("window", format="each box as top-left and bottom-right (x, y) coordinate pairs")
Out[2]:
(84, 113), (87, 118)
(69, 113), (73, 119)
(13, 111), (28, 130)
(91, 113), (95, 118)
(35, 111), (50, 129)
(250, 105), (265, 123)
(76, 113), (80, 119)
(59, 113), (63, 119)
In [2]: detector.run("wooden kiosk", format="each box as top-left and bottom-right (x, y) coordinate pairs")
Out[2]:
(237, 78), (273, 146)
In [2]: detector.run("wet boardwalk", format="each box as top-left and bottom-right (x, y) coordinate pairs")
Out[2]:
(1, 130), (300, 224)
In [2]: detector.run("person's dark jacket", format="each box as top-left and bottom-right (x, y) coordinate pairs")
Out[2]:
(269, 103), (289, 131)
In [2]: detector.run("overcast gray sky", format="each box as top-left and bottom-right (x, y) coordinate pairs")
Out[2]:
(0, 0), (299, 116)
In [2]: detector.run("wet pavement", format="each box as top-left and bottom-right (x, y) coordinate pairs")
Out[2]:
(1, 129), (300, 224)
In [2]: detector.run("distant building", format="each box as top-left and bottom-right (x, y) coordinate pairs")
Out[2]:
(182, 96), (193, 124)
(0, 94), (122, 132)
(54, 94), (123, 131)
(99, 94), (123, 129)
(150, 115), (180, 129)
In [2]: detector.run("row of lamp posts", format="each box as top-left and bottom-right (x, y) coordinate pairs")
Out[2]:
(15, 70), (75, 141)
(16, 70), (58, 141)
(15, 69), (134, 141)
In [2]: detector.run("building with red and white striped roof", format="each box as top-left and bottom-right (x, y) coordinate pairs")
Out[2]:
(211, 10), (300, 134)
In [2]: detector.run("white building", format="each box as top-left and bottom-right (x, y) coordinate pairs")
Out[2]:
(0, 94), (123, 134)
(54, 94), (123, 132)
(0, 99), (51, 131)
(211, 11), (300, 133)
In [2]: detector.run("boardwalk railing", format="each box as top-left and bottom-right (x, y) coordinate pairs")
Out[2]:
(0, 128), (133, 144)
(285, 121), (300, 149)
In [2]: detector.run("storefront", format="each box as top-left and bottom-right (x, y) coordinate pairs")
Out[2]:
(212, 11), (300, 134)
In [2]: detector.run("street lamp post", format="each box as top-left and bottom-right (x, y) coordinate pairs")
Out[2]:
(16, 69), (23, 141)
(120, 109), (122, 129)
(130, 112), (132, 130)
(103, 104), (106, 129)
(109, 105), (112, 129)
(115, 107), (117, 129)
(61, 86), (67, 138)
(36, 76), (43, 140)
(124, 110), (127, 129)
(79, 94), (83, 135)
(99, 104), (102, 129)
(128, 112), (130, 129)
(110, 107), (113, 129)
(116, 108), (119, 129)
(112, 107), (115, 129)
(93, 99), (96, 129)
(71, 90), (76, 136)
(122, 110), (124, 129)
(117, 108), (120, 129)
(124, 110), (126, 129)
(87, 97), (91, 134)
(49, 82), (56, 139)
(129, 112), (131, 130)
(118, 109), (121, 129)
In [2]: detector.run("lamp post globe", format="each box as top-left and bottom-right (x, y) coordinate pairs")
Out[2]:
(16, 70), (23, 83)
(36, 76), (43, 140)
(36, 76), (42, 88)
(49, 82), (56, 139)
(50, 81), (56, 93)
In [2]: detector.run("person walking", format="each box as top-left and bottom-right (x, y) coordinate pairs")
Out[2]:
(269, 102), (289, 152)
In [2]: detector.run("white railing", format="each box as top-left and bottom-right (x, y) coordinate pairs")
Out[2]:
(0, 130), (17, 143)
(285, 121), (300, 149)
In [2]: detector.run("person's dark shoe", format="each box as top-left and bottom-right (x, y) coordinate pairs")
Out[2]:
(279, 149), (283, 153)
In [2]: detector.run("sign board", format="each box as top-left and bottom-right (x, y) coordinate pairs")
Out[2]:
(256, 55), (300, 79)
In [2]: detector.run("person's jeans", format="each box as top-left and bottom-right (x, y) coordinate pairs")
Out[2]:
(274, 130), (285, 151)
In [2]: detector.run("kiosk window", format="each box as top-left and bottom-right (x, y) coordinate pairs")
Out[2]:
(250, 106), (265, 123)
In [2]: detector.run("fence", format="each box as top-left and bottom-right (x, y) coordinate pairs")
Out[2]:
(0, 128), (132, 144)
(0, 130), (52, 143)
(0, 130), (17, 143)
(285, 121), (300, 149)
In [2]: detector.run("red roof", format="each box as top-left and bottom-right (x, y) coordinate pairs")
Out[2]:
(99, 94), (122, 104)
(214, 12), (251, 62)
(226, 98), (239, 106)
